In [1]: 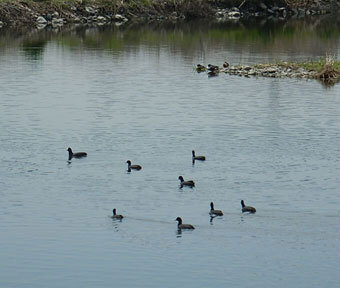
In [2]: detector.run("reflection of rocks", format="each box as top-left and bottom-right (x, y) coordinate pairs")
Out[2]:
(52, 18), (64, 27)
(215, 2), (331, 22)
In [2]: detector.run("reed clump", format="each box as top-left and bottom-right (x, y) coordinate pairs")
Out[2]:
(315, 55), (340, 85)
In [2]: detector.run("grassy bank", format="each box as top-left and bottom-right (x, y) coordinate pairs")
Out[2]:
(252, 56), (340, 84)
(0, 0), (217, 27)
(255, 58), (340, 72)
(0, 0), (215, 20)
(0, 0), (338, 28)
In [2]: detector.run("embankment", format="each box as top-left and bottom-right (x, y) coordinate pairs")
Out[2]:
(0, 0), (339, 28)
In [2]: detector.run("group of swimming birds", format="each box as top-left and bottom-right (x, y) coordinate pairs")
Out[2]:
(67, 147), (256, 230)
(196, 62), (230, 77)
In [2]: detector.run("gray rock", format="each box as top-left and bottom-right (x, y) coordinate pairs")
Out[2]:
(114, 14), (128, 22)
(45, 13), (52, 21)
(36, 16), (47, 24)
(267, 9), (274, 14)
(259, 3), (267, 10)
(281, 9), (287, 17)
(85, 6), (96, 15)
(216, 11), (225, 18)
(267, 67), (277, 73)
(171, 11), (178, 18)
(53, 11), (60, 18)
(0, 21), (3, 27)
(228, 11), (240, 18)
(231, 7), (239, 12)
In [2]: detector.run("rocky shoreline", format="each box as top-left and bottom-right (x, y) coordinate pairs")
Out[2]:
(0, 0), (339, 29)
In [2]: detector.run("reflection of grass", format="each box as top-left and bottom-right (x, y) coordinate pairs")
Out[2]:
(317, 28), (340, 39)
(0, 19), (339, 56)
(22, 39), (47, 60)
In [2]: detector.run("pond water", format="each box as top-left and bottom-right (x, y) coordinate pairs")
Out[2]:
(0, 18), (339, 288)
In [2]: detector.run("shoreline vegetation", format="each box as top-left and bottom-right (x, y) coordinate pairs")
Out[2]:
(0, 0), (339, 28)
(196, 57), (340, 86)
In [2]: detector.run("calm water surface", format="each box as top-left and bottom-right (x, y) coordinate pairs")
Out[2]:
(0, 19), (340, 287)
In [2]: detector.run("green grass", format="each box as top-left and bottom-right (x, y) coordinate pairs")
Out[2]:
(254, 58), (340, 73)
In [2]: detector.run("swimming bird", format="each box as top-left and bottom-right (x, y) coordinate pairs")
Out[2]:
(126, 160), (142, 171)
(241, 200), (256, 213)
(67, 147), (87, 160)
(209, 202), (223, 216)
(178, 176), (195, 188)
(175, 217), (195, 230)
(196, 64), (206, 72)
(208, 64), (219, 72)
(192, 150), (206, 161)
(223, 61), (229, 68)
(112, 208), (124, 220)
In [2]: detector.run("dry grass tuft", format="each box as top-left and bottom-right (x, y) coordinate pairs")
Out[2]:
(316, 55), (340, 85)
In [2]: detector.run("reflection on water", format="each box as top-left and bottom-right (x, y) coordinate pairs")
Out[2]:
(0, 17), (339, 288)
(0, 17), (339, 63)
(22, 39), (47, 60)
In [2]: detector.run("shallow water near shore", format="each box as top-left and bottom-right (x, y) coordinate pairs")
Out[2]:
(0, 19), (340, 287)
